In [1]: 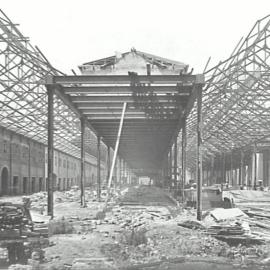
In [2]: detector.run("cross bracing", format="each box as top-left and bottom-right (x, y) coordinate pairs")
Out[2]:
(185, 14), (270, 169)
(0, 9), (107, 163)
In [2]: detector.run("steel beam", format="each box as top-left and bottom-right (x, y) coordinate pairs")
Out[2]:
(87, 116), (155, 120)
(72, 95), (190, 103)
(107, 103), (127, 188)
(80, 117), (86, 207)
(63, 85), (193, 94)
(53, 74), (199, 85)
(45, 78), (99, 137)
(196, 87), (203, 221)
(80, 104), (178, 109)
(47, 86), (54, 217)
(82, 108), (146, 114)
(164, 83), (204, 157)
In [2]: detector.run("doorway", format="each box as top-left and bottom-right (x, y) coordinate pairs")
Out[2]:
(13, 176), (19, 195)
(39, 178), (43, 192)
(23, 177), (28, 194)
(1, 167), (9, 195)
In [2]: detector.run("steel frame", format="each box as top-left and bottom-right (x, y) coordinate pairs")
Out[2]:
(0, 9), (106, 164)
(185, 15), (270, 171)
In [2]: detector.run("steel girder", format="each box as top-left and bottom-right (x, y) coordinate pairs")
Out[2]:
(185, 15), (270, 169)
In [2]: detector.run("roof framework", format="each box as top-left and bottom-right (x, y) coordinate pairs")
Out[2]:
(47, 74), (204, 174)
(185, 14), (270, 169)
(0, 9), (107, 163)
(3, 8), (270, 177)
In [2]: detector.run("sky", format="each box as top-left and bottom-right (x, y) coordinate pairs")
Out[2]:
(1, 0), (270, 74)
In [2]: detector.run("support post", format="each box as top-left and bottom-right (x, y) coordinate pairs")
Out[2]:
(47, 86), (54, 217)
(230, 151), (233, 186)
(173, 138), (178, 195)
(263, 150), (269, 186)
(181, 118), (186, 202)
(107, 146), (111, 184)
(222, 153), (226, 183)
(97, 135), (101, 201)
(169, 146), (172, 190)
(210, 156), (214, 186)
(80, 118), (86, 207)
(119, 157), (122, 186)
(196, 87), (203, 221)
(239, 150), (244, 186)
(28, 139), (31, 194)
(253, 144), (257, 189)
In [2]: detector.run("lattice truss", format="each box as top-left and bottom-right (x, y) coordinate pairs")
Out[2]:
(0, 10), (106, 163)
(185, 15), (270, 170)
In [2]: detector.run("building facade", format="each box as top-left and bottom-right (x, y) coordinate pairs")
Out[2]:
(0, 126), (107, 196)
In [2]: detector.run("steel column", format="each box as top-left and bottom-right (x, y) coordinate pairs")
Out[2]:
(230, 152), (233, 185)
(239, 151), (244, 186)
(28, 139), (31, 194)
(119, 157), (122, 186)
(169, 146), (172, 189)
(107, 146), (111, 184)
(263, 150), (269, 186)
(253, 144), (257, 188)
(97, 135), (101, 201)
(173, 138), (178, 193)
(196, 87), (203, 221)
(80, 118), (86, 207)
(47, 86), (54, 217)
(222, 153), (226, 183)
(181, 118), (186, 201)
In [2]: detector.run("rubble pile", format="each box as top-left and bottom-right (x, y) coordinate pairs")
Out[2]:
(104, 205), (172, 230)
(119, 185), (177, 206)
(100, 203), (270, 267)
(0, 203), (33, 238)
(4, 186), (270, 269)
(201, 208), (268, 245)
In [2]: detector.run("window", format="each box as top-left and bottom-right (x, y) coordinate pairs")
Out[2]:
(55, 156), (57, 167)
(3, 140), (7, 153)
(63, 160), (66, 168)
(59, 158), (62, 167)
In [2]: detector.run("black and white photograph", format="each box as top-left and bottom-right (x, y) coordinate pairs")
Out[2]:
(0, 0), (270, 269)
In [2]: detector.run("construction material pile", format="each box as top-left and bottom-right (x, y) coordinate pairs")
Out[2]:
(223, 190), (270, 208)
(200, 208), (267, 245)
(0, 203), (33, 239)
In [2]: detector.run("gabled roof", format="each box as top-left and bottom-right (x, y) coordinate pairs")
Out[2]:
(78, 49), (189, 75)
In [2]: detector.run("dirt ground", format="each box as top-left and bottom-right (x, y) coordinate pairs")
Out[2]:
(1, 186), (270, 269)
